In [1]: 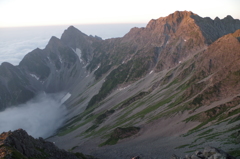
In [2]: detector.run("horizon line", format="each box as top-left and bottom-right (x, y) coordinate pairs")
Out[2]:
(0, 22), (148, 29)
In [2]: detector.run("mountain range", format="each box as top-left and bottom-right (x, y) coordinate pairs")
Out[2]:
(0, 11), (240, 159)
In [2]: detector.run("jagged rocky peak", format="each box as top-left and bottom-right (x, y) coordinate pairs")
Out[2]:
(0, 62), (23, 79)
(0, 62), (14, 67)
(61, 25), (90, 45)
(61, 25), (100, 63)
(0, 129), (89, 159)
(66, 25), (85, 34)
(124, 10), (240, 46)
(157, 10), (194, 22)
(214, 16), (221, 21)
(146, 10), (195, 30)
(190, 14), (240, 44)
(224, 15), (234, 21)
(45, 36), (65, 52)
(122, 10), (204, 45)
(48, 36), (61, 44)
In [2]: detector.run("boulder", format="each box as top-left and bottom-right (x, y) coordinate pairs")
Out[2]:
(171, 147), (236, 159)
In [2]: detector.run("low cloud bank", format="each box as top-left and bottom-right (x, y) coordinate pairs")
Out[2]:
(0, 93), (67, 138)
(0, 37), (49, 65)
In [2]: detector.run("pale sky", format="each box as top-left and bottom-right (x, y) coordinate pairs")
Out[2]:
(0, 0), (239, 27)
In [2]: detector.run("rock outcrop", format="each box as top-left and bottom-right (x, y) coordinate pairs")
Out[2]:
(171, 147), (236, 159)
(99, 127), (140, 146)
(0, 129), (94, 159)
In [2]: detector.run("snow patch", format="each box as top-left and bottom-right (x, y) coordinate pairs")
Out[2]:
(72, 48), (83, 62)
(122, 56), (133, 64)
(60, 93), (71, 104)
(179, 61), (182, 64)
(184, 39), (187, 42)
(83, 63), (88, 68)
(47, 56), (53, 64)
(30, 73), (39, 80)
(59, 55), (63, 63)
(118, 85), (131, 91)
(93, 64), (100, 72)
(149, 70), (154, 74)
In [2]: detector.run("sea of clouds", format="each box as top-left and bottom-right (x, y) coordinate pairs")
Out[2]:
(0, 26), (63, 65)
(0, 93), (67, 138)
(0, 23), (146, 65)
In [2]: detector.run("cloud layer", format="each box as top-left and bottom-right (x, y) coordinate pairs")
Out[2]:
(0, 93), (67, 138)
(0, 26), (64, 65)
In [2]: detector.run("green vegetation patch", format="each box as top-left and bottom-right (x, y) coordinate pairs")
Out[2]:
(95, 109), (115, 124)
(87, 56), (152, 109)
(57, 107), (98, 136)
(197, 128), (214, 136)
(175, 144), (189, 149)
(84, 109), (115, 133)
(0, 145), (28, 159)
(75, 152), (96, 159)
(99, 127), (140, 146)
(72, 97), (87, 107)
(184, 96), (240, 134)
(228, 115), (240, 124)
(228, 149), (240, 158)
(119, 91), (150, 109)
(84, 124), (99, 133)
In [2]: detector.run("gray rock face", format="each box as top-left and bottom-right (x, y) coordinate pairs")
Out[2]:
(0, 62), (35, 110)
(0, 26), (100, 110)
(60, 26), (101, 63)
(191, 14), (240, 44)
(172, 147), (236, 159)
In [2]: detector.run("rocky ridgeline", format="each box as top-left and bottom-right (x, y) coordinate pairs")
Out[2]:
(0, 129), (96, 159)
(171, 147), (237, 159)
(0, 130), (238, 159)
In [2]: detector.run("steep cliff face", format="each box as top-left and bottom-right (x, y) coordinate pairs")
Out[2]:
(0, 62), (35, 110)
(85, 11), (240, 108)
(19, 36), (83, 93)
(0, 27), (101, 110)
(192, 14), (240, 44)
(60, 26), (100, 63)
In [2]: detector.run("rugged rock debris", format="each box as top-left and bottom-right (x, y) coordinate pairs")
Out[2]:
(0, 129), (94, 159)
(171, 147), (236, 159)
